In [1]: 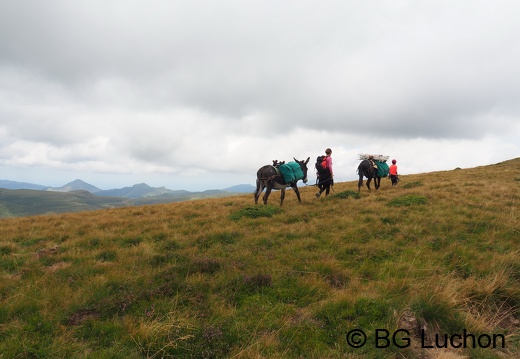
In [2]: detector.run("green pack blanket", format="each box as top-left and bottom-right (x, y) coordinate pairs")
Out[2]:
(375, 161), (389, 177)
(278, 162), (304, 184)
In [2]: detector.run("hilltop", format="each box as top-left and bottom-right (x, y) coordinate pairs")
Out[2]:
(0, 158), (518, 358)
(46, 179), (102, 193)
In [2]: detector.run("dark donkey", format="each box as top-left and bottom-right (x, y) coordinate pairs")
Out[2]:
(357, 159), (381, 191)
(254, 157), (310, 205)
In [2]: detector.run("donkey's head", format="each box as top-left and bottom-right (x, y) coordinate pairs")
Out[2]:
(294, 157), (310, 184)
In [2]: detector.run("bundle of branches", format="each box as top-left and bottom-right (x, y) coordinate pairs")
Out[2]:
(358, 153), (390, 162)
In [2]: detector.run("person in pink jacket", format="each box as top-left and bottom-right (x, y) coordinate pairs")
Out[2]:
(316, 148), (333, 198)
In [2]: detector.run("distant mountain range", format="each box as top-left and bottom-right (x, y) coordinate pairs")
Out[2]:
(0, 180), (47, 191)
(0, 179), (256, 195)
(0, 179), (256, 218)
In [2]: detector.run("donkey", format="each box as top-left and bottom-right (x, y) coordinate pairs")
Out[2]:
(357, 159), (381, 191)
(254, 157), (310, 205)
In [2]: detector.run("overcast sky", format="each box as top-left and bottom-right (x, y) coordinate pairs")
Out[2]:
(1, 1), (519, 191)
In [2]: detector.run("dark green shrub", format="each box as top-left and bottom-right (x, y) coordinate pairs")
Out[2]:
(331, 190), (361, 199)
(0, 245), (14, 255)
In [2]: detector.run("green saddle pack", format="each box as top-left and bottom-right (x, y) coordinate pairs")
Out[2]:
(278, 162), (304, 184)
(375, 161), (389, 177)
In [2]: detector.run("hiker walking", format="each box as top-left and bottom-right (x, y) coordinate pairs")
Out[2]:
(316, 148), (334, 198)
(389, 159), (399, 186)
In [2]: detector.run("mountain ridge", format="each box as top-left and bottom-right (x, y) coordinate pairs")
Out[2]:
(0, 179), (46, 190)
(0, 180), (257, 218)
(0, 179), (256, 197)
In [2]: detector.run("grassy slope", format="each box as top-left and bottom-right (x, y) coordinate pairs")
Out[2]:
(0, 159), (518, 358)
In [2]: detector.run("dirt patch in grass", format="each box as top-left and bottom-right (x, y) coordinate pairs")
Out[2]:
(243, 274), (272, 290)
(34, 246), (59, 259)
(45, 261), (71, 273)
(66, 309), (102, 326)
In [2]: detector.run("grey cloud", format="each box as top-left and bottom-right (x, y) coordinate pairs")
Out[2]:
(1, 1), (519, 187)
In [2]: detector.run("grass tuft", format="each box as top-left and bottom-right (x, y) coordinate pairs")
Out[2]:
(229, 205), (282, 220)
(387, 195), (428, 207)
(192, 258), (222, 274)
(402, 181), (423, 189)
(330, 190), (361, 199)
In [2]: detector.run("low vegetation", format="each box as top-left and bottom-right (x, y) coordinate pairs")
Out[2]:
(0, 159), (519, 358)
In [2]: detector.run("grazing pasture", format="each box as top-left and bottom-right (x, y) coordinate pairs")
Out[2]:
(0, 159), (518, 358)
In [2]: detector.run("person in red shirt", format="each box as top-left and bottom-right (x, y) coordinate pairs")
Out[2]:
(389, 159), (399, 186)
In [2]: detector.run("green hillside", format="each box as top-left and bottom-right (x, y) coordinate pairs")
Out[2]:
(0, 189), (130, 218)
(0, 188), (246, 218)
(0, 159), (518, 358)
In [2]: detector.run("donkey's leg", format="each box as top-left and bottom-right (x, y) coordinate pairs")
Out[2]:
(366, 177), (372, 191)
(280, 189), (286, 206)
(375, 177), (381, 190)
(293, 185), (302, 203)
(358, 175), (363, 192)
(254, 179), (263, 204)
(263, 184), (273, 205)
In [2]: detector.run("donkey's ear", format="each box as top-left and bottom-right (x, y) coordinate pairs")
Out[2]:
(293, 157), (297, 162)
(305, 157), (310, 164)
